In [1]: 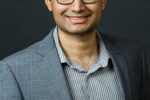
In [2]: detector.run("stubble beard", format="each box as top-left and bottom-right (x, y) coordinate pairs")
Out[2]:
(57, 21), (99, 36)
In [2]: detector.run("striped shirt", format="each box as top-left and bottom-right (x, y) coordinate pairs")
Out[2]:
(53, 27), (124, 100)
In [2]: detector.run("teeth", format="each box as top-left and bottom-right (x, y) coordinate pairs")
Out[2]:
(69, 16), (87, 24)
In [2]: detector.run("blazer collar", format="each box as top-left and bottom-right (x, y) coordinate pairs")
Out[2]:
(36, 29), (73, 100)
(37, 28), (55, 57)
(101, 33), (132, 100)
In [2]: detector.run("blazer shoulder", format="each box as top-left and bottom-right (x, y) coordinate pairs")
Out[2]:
(1, 40), (42, 66)
(101, 33), (142, 51)
(1, 30), (54, 68)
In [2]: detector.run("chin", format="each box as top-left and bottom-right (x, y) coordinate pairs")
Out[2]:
(58, 24), (96, 35)
(66, 27), (90, 34)
(67, 29), (94, 35)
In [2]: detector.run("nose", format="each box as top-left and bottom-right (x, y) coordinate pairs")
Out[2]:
(70, 0), (86, 12)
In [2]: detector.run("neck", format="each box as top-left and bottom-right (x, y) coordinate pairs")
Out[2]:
(57, 29), (99, 69)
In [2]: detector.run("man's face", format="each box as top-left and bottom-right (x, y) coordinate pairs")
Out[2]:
(45, 0), (107, 35)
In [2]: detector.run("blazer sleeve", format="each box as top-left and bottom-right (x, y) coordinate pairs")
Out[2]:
(0, 61), (23, 100)
(140, 48), (150, 100)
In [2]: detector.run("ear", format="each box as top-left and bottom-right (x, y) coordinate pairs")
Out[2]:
(101, 0), (107, 10)
(45, 0), (53, 11)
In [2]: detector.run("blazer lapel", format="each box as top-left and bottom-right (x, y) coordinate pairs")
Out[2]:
(101, 34), (132, 100)
(36, 29), (72, 100)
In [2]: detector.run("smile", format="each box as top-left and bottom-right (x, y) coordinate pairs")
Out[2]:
(66, 16), (89, 24)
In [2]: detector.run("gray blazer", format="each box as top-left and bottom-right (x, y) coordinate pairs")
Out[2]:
(0, 29), (147, 100)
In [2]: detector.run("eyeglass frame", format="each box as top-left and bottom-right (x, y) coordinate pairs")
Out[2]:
(56, 0), (99, 5)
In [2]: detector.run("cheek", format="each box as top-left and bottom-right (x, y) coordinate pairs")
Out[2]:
(52, 7), (67, 19)
(90, 8), (103, 26)
(92, 8), (102, 20)
(88, 4), (102, 16)
(52, 9), (62, 20)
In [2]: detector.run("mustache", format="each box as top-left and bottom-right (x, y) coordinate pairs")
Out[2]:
(64, 10), (91, 17)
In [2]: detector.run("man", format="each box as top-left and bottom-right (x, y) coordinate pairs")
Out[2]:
(0, 0), (148, 100)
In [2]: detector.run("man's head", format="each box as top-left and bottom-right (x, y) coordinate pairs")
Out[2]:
(45, 0), (107, 35)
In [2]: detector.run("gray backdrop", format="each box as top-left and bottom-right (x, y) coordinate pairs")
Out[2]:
(0, 0), (150, 99)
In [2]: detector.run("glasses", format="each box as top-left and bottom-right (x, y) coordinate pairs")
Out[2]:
(57, 0), (98, 5)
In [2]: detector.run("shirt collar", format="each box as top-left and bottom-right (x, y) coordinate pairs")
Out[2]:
(53, 26), (68, 63)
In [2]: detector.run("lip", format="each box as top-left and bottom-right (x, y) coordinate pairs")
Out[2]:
(66, 16), (89, 24)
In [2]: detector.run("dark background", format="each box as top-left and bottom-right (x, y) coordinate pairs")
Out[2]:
(0, 0), (150, 99)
